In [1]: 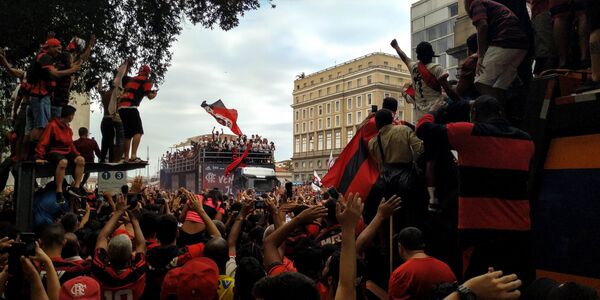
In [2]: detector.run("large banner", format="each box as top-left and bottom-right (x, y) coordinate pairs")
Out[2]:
(201, 164), (234, 195)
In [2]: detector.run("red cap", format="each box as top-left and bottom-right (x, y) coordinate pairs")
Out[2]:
(43, 38), (62, 49)
(59, 276), (100, 300)
(139, 64), (151, 75)
(161, 257), (219, 300)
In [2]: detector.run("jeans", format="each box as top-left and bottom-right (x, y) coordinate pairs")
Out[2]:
(26, 95), (51, 133)
(114, 120), (124, 158)
(100, 117), (115, 162)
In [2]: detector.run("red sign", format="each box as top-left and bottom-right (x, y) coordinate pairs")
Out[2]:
(201, 164), (234, 195)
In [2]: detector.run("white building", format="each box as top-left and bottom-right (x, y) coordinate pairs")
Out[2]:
(411, 0), (460, 79)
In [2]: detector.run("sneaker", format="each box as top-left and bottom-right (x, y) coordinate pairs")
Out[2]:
(56, 192), (65, 204)
(67, 186), (84, 198)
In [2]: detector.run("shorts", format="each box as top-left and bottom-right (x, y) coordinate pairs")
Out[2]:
(50, 105), (62, 119)
(47, 152), (78, 168)
(549, 0), (585, 19)
(27, 95), (51, 133)
(532, 11), (556, 58)
(475, 46), (527, 90)
(118, 108), (144, 139)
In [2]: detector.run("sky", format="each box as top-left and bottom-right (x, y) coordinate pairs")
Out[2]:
(88, 0), (419, 177)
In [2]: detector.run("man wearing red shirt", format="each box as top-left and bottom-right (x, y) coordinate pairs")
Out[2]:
(74, 127), (100, 185)
(118, 64), (157, 163)
(40, 224), (91, 285)
(388, 227), (456, 300)
(35, 105), (86, 204)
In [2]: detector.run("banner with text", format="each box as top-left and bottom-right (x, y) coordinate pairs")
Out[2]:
(202, 164), (234, 195)
(98, 171), (127, 194)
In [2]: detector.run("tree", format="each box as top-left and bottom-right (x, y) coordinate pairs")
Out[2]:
(0, 0), (268, 153)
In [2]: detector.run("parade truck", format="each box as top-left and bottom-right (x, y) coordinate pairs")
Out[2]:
(159, 138), (276, 196)
(523, 73), (600, 290)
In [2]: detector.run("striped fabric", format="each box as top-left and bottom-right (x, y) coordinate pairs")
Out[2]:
(468, 0), (529, 49)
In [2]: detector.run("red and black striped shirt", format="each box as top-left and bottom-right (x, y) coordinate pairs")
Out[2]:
(118, 75), (153, 108)
(416, 114), (533, 233)
(92, 248), (147, 300)
(468, 0), (529, 49)
(28, 52), (56, 97)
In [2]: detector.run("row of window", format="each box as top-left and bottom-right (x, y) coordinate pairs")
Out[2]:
(295, 75), (406, 103)
(296, 61), (406, 89)
(294, 108), (406, 135)
(294, 129), (353, 153)
(295, 93), (395, 121)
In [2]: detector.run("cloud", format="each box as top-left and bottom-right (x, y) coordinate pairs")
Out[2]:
(89, 0), (417, 176)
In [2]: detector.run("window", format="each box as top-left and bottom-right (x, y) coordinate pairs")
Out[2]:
(336, 84), (340, 92)
(335, 131), (341, 148)
(384, 92), (390, 98)
(318, 119), (322, 130)
(367, 94), (373, 105)
(302, 109), (306, 119)
(302, 137), (307, 152)
(357, 96), (362, 108)
(384, 75), (390, 83)
(295, 111), (299, 120)
(326, 117), (331, 128)
(303, 83), (307, 87)
(337, 71), (341, 77)
(347, 128), (354, 142)
(309, 107), (314, 118)
(384, 61), (389, 66)
(302, 95), (306, 101)
(295, 96), (299, 103)
(368, 61), (373, 66)
(367, 76), (372, 84)
(318, 105), (323, 115)
(309, 135), (314, 151)
(449, 3), (458, 17)
(318, 133), (323, 150)
(309, 161), (313, 168)
(357, 78), (362, 86)
(310, 80), (314, 85)
(347, 113), (352, 125)
(317, 160), (322, 167)
(328, 74), (332, 80)
(320, 77), (323, 83)
(326, 103), (331, 114)
(318, 89), (322, 97)
(302, 161), (306, 168)
(295, 137), (300, 153)
(309, 92), (313, 100)
(335, 115), (340, 127)
(358, 64), (362, 70)
(347, 98), (352, 109)
(326, 133), (332, 149)
(347, 81), (352, 89)
(302, 122), (306, 132)
(357, 111), (362, 124)
(294, 162), (299, 169)
(335, 100), (340, 112)
(309, 121), (313, 131)
(348, 68), (353, 73)
(326, 87), (330, 95)
(295, 123), (299, 133)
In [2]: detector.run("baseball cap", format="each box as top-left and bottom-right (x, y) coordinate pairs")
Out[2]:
(139, 64), (151, 75)
(415, 42), (439, 58)
(161, 257), (219, 300)
(43, 38), (62, 49)
(59, 276), (100, 300)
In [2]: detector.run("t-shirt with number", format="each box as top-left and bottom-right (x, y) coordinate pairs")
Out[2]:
(408, 61), (446, 118)
(91, 248), (147, 300)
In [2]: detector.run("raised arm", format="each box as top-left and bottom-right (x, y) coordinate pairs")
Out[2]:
(228, 198), (253, 256)
(127, 210), (146, 254)
(186, 189), (221, 238)
(265, 194), (283, 229)
(96, 195), (127, 250)
(21, 257), (50, 300)
(33, 244), (60, 300)
(390, 39), (412, 68)
(444, 271), (522, 300)
(77, 34), (96, 63)
(356, 195), (401, 254)
(335, 193), (363, 300)
(263, 206), (327, 269)
(0, 53), (25, 79)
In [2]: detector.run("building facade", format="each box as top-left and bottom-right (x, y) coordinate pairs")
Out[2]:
(291, 53), (411, 182)
(447, 0), (477, 66)
(411, 0), (460, 79)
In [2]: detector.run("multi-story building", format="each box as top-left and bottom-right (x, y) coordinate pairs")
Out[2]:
(291, 52), (412, 182)
(447, 0), (476, 67)
(411, 0), (460, 79)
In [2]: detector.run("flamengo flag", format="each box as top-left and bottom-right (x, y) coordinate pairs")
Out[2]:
(327, 151), (335, 170)
(225, 142), (251, 175)
(312, 170), (322, 192)
(321, 117), (379, 200)
(201, 100), (243, 136)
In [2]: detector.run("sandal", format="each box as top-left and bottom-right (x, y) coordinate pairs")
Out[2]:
(128, 158), (147, 164)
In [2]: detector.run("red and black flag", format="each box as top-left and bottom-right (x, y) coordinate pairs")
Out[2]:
(321, 118), (379, 200)
(202, 100), (243, 136)
(225, 142), (251, 175)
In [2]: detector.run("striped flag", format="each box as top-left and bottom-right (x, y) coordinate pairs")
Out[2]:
(327, 151), (335, 170)
(312, 170), (322, 192)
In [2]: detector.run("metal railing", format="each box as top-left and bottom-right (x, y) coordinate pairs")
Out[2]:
(161, 149), (275, 174)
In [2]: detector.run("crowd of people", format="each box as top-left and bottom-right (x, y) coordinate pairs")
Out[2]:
(161, 130), (276, 169)
(1, 0), (600, 299)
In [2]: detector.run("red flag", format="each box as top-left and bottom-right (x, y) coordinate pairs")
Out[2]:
(225, 142), (251, 175)
(202, 100), (243, 136)
(321, 117), (379, 200)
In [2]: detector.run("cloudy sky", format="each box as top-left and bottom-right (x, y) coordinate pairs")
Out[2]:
(89, 0), (418, 176)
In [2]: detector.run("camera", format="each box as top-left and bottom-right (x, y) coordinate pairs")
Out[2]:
(7, 233), (36, 276)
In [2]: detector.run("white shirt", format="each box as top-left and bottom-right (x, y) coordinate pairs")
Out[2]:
(408, 61), (446, 114)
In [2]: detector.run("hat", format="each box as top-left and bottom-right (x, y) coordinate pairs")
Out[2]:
(43, 38), (62, 49)
(59, 276), (100, 300)
(161, 257), (219, 300)
(415, 42), (439, 59)
(138, 64), (151, 75)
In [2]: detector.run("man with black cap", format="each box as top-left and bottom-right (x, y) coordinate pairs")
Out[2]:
(118, 64), (158, 163)
(416, 96), (535, 287)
